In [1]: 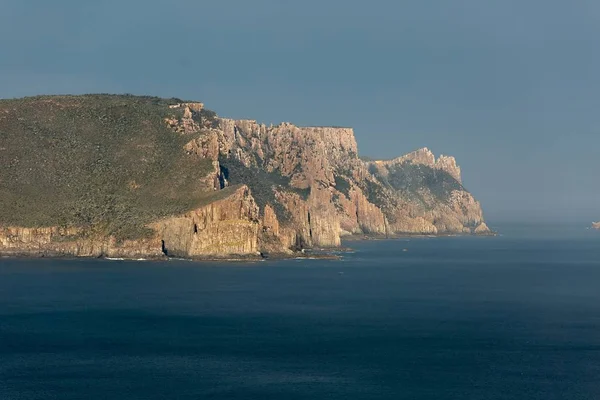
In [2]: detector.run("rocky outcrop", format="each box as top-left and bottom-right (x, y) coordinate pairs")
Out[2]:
(165, 102), (205, 134)
(361, 148), (489, 235)
(592, 222), (600, 230)
(474, 222), (492, 234)
(155, 185), (261, 258)
(370, 148), (462, 183)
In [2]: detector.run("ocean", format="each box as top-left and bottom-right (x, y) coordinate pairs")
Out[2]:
(1, 225), (599, 399)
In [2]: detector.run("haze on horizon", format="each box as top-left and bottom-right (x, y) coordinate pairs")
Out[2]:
(1, 0), (598, 224)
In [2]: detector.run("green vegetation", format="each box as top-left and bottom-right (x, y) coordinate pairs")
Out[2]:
(363, 179), (388, 206)
(292, 187), (311, 200)
(334, 175), (351, 197)
(199, 108), (218, 128)
(218, 157), (312, 222)
(0, 94), (216, 241)
(374, 162), (464, 206)
(219, 157), (293, 221)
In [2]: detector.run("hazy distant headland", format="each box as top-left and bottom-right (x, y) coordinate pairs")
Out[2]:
(0, 94), (491, 260)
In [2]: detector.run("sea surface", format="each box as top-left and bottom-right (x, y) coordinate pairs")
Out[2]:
(1, 224), (600, 399)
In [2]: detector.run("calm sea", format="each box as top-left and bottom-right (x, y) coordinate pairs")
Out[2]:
(1, 224), (599, 399)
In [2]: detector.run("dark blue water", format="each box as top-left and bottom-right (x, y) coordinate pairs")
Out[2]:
(1, 226), (600, 399)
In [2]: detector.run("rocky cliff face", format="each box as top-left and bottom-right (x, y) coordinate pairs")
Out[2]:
(195, 116), (491, 243)
(364, 151), (489, 235)
(155, 185), (262, 258)
(0, 95), (491, 260)
(0, 185), (267, 259)
(0, 226), (165, 259)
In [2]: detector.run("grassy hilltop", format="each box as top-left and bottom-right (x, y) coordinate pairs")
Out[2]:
(0, 94), (218, 240)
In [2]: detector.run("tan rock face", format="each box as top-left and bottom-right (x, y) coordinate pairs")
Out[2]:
(0, 226), (164, 259)
(271, 189), (340, 248)
(216, 119), (356, 187)
(475, 222), (492, 234)
(262, 204), (280, 237)
(213, 119), (352, 246)
(165, 102), (207, 134)
(349, 188), (388, 235)
(390, 216), (438, 234)
(306, 187), (341, 247)
(156, 185), (260, 258)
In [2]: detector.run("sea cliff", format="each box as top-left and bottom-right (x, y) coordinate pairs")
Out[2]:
(0, 95), (491, 259)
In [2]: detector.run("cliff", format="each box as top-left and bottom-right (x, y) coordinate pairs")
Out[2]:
(204, 118), (490, 240)
(0, 185), (266, 259)
(0, 94), (491, 259)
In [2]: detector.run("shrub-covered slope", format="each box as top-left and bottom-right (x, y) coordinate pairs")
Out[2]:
(0, 95), (215, 240)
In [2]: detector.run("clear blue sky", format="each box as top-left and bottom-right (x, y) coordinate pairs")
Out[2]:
(1, 0), (598, 223)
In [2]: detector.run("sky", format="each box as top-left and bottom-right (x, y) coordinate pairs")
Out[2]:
(1, 0), (599, 223)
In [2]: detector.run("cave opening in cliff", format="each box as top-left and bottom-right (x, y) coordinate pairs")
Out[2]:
(161, 240), (168, 257)
(193, 224), (198, 234)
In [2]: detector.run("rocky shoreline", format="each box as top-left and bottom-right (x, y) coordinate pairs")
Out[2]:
(342, 231), (498, 241)
(0, 233), (496, 262)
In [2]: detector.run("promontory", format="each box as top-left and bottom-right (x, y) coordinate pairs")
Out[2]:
(0, 95), (491, 259)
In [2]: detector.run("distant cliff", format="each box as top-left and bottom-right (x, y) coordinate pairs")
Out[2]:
(0, 95), (491, 259)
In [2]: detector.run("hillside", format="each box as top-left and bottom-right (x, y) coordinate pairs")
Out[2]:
(0, 94), (491, 259)
(0, 95), (221, 239)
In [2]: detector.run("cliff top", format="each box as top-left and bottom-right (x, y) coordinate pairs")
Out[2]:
(0, 94), (221, 240)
